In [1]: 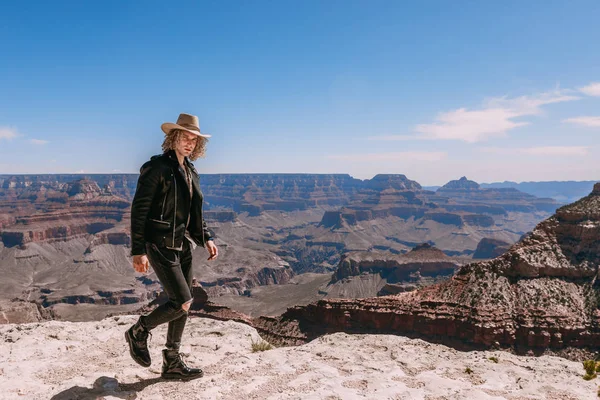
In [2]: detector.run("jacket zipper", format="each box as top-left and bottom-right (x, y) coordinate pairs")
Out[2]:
(185, 165), (193, 242)
(192, 166), (205, 248)
(160, 191), (167, 220)
(172, 172), (177, 249)
(149, 218), (169, 225)
(199, 188), (206, 247)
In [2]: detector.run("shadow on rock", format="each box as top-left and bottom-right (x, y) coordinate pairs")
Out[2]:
(50, 376), (164, 400)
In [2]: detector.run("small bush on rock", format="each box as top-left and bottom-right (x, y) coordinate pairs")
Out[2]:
(251, 339), (273, 352)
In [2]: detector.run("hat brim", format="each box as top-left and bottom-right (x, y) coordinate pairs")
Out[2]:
(161, 122), (212, 138)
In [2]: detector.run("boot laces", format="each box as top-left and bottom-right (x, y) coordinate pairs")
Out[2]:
(134, 328), (152, 345)
(167, 351), (188, 368)
(176, 354), (191, 369)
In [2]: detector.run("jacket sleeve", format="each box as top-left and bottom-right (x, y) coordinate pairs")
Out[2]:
(203, 218), (214, 243)
(130, 161), (161, 256)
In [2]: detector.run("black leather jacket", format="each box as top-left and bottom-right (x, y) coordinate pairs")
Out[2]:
(130, 149), (213, 256)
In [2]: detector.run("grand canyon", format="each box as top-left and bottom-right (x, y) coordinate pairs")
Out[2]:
(0, 172), (594, 324)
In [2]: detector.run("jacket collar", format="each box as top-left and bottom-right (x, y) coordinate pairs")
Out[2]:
(164, 150), (196, 171)
(164, 150), (200, 196)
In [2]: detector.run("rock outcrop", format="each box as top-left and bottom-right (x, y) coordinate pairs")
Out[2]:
(0, 300), (49, 324)
(200, 264), (295, 297)
(473, 238), (512, 259)
(330, 243), (462, 284)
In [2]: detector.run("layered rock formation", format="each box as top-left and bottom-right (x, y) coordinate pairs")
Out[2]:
(1, 178), (129, 248)
(200, 173), (362, 214)
(438, 176), (559, 213)
(324, 243), (464, 298)
(2, 173), (559, 217)
(196, 184), (600, 351)
(331, 243), (451, 282)
(311, 175), (557, 259)
(0, 174), (138, 199)
(198, 263), (295, 297)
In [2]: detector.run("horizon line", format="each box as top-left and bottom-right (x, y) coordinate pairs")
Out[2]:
(0, 172), (597, 187)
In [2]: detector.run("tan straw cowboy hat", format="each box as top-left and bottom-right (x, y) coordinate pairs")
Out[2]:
(161, 113), (211, 138)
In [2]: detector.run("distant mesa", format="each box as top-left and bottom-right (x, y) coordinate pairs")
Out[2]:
(436, 176), (559, 214)
(438, 176), (480, 191)
(364, 174), (422, 191)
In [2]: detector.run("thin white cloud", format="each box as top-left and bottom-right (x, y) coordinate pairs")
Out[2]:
(29, 139), (49, 145)
(416, 107), (528, 143)
(0, 127), (19, 140)
(415, 89), (580, 143)
(485, 90), (579, 114)
(482, 146), (589, 156)
(328, 151), (447, 162)
(520, 146), (589, 156)
(563, 116), (600, 128)
(579, 82), (600, 97)
(367, 135), (425, 141)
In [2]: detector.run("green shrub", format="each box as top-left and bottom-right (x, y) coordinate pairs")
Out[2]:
(488, 356), (499, 363)
(584, 360), (597, 375)
(464, 367), (473, 375)
(584, 373), (597, 381)
(251, 339), (273, 352)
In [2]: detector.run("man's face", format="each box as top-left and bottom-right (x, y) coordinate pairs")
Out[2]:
(175, 131), (199, 157)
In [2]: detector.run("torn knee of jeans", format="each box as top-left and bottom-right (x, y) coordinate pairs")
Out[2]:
(166, 300), (186, 313)
(181, 299), (192, 312)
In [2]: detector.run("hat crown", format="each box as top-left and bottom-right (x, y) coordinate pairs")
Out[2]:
(161, 112), (211, 138)
(176, 113), (200, 131)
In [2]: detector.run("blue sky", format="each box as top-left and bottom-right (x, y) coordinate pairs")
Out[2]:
(0, 0), (599, 185)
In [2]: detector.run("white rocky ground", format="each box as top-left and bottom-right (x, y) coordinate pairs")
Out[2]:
(0, 316), (598, 400)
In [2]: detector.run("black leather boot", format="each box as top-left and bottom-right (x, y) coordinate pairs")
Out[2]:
(161, 349), (204, 380)
(125, 317), (152, 367)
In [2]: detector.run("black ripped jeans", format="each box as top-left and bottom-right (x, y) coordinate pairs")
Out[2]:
(140, 238), (193, 351)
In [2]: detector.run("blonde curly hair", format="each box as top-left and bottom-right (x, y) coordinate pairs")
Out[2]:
(161, 129), (208, 161)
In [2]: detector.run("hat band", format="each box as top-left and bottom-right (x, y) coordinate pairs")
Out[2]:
(179, 123), (201, 132)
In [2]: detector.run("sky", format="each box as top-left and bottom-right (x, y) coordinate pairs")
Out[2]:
(0, 0), (599, 185)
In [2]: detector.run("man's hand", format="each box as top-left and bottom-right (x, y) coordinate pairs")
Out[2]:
(133, 254), (150, 273)
(206, 240), (218, 261)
